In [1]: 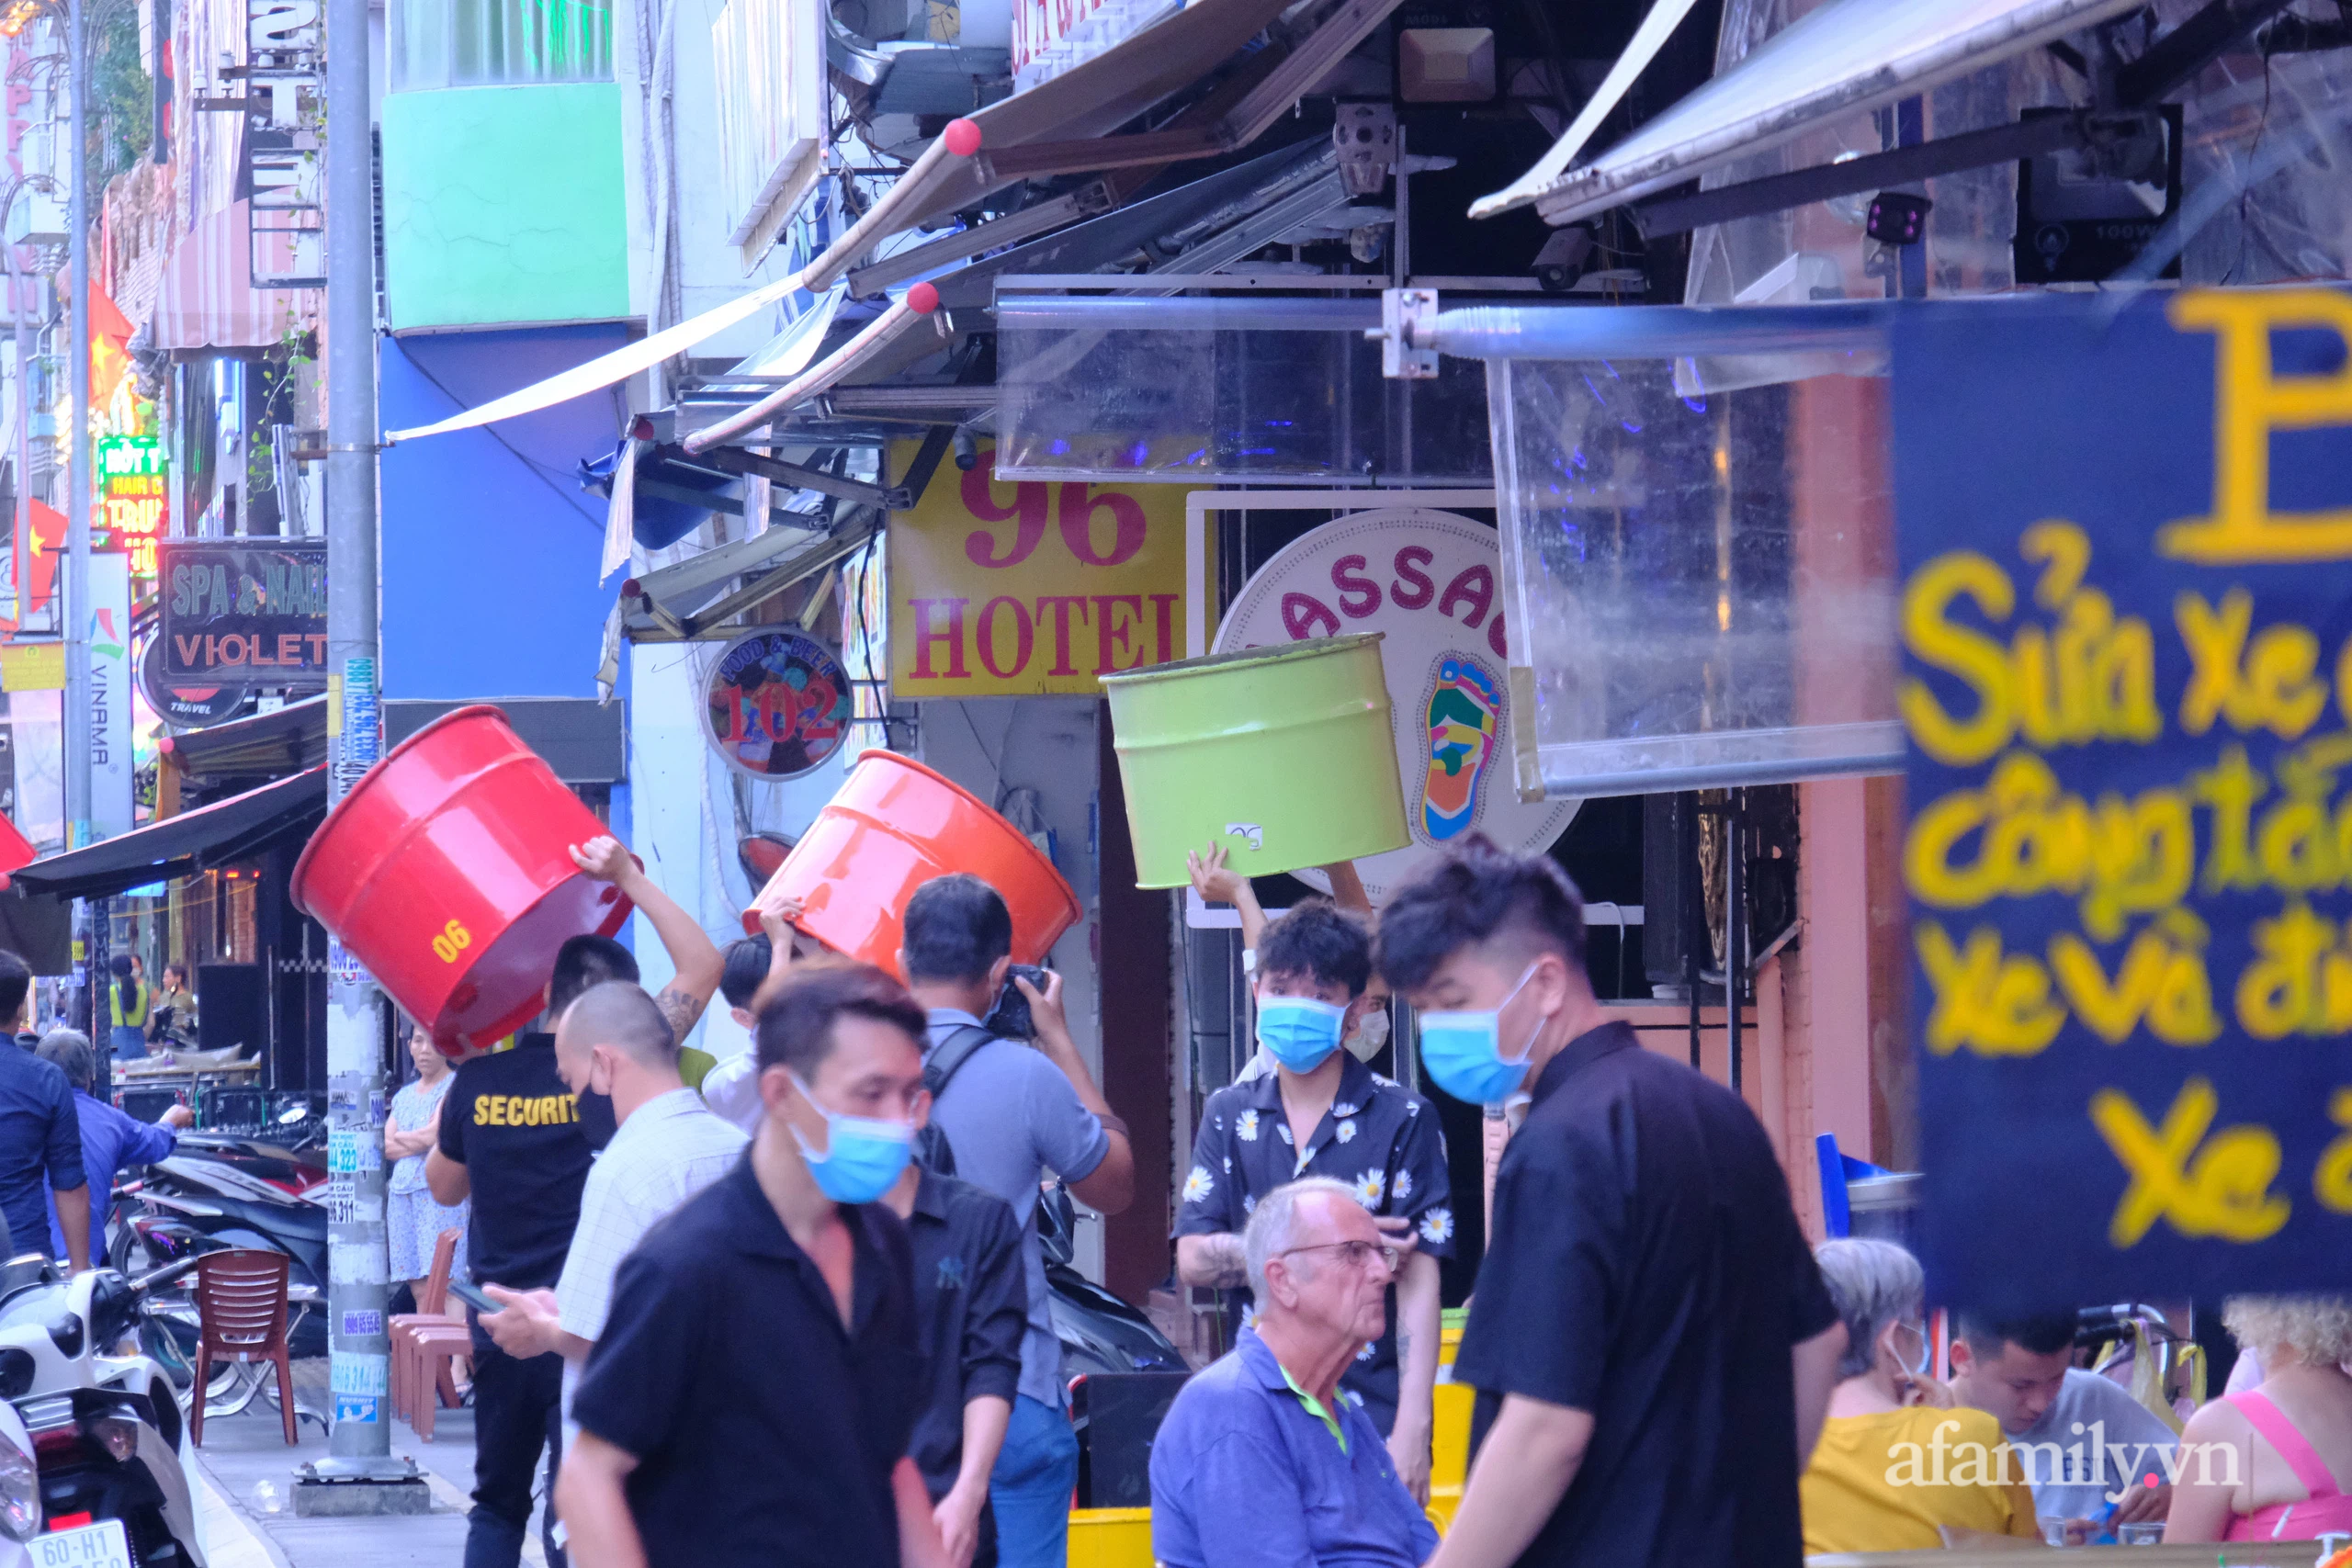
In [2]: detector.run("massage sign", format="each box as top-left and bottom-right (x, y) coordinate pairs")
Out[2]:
(158, 539), (329, 688)
(1214, 509), (1576, 902)
(1896, 287), (2352, 1305)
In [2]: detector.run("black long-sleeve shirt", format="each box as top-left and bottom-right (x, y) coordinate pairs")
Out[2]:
(905, 1168), (1027, 1502)
(0, 1048), (85, 1257)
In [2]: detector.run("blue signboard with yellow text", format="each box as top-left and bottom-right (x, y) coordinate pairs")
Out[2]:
(1898, 288), (2352, 1308)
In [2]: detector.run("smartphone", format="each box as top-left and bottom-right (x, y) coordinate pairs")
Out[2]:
(448, 1279), (500, 1315)
(984, 964), (1051, 1039)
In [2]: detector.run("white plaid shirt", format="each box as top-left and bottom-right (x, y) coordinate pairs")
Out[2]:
(556, 1088), (749, 1347)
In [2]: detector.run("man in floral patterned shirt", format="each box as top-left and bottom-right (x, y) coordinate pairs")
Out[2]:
(1173, 897), (1453, 1502)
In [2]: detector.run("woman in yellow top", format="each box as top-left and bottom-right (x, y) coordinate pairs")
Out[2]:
(1801, 1238), (2041, 1555)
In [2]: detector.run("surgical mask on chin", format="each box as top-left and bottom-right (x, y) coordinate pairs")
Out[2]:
(1891, 1321), (1930, 1379)
(1415, 964), (1544, 1106)
(786, 1072), (915, 1204)
(1257, 997), (1347, 1073)
(1344, 1007), (1390, 1064)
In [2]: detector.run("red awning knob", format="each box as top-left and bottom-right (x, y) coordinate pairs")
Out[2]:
(943, 118), (982, 158)
(908, 282), (941, 315)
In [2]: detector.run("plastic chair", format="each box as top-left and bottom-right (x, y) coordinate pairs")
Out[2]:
(191, 1249), (297, 1446)
(391, 1230), (472, 1436)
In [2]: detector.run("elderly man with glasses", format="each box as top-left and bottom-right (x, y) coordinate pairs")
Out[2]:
(1151, 1178), (1439, 1568)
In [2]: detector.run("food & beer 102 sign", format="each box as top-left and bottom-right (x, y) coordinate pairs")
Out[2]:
(703, 627), (851, 779)
(888, 443), (1192, 697)
(1896, 287), (2352, 1308)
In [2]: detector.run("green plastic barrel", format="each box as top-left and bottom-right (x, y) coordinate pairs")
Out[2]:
(1101, 634), (1410, 889)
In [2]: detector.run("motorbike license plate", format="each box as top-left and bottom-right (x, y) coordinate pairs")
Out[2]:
(31, 1520), (130, 1568)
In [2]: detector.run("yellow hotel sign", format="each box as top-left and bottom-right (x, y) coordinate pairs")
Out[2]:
(888, 444), (1193, 698)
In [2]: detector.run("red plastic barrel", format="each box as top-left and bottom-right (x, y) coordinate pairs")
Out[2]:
(291, 705), (632, 1058)
(745, 750), (1078, 974)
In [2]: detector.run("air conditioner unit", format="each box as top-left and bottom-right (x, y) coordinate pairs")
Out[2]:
(6, 188), (64, 250)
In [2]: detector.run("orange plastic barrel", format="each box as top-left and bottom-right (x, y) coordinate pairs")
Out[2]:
(744, 750), (1078, 974)
(291, 705), (633, 1058)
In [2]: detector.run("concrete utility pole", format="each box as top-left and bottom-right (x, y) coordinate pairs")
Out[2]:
(299, 0), (421, 1508)
(61, 0), (87, 855)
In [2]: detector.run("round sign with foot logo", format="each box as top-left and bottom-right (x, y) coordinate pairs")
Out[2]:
(1211, 508), (1577, 903)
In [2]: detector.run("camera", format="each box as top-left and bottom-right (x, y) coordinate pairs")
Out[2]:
(985, 964), (1051, 1038)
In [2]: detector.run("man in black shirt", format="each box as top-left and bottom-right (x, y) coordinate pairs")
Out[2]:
(881, 1103), (1024, 1568)
(1379, 838), (1847, 1568)
(426, 836), (724, 1568)
(560, 963), (945, 1568)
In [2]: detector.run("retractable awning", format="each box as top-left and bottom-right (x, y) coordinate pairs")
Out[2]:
(11, 767), (328, 900)
(1473, 0), (2146, 224)
(163, 694), (329, 791)
(380, 0), (1347, 446)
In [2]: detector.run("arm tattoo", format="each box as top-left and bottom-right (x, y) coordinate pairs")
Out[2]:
(655, 984), (700, 1043)
(1208, 1232), (1249, 1289)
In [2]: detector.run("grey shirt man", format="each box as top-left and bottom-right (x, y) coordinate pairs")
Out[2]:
(923, 1007), (1110, 1410)
(2005, 1369), (2176, 1520)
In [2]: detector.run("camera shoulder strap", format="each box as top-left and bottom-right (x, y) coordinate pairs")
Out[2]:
(923, 1021), (999, 1100)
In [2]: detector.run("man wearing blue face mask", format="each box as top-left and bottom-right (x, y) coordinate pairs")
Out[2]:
(559, 962), (946, 1568)
(1382, 836), (1846, 1568)
(1173, 894), (1453, 1502)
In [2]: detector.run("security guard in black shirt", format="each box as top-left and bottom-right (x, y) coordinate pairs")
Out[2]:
(426, 836), (724, 1568)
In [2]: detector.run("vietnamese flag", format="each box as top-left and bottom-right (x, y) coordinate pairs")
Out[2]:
(90, 286), (134, 408)
(0, 499), (62, 637)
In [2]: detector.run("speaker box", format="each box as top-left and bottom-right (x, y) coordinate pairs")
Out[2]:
(198, 964), (266, 1056)
(1072, 1371), (1192, 1509)
(1641, 793), (1697, 988)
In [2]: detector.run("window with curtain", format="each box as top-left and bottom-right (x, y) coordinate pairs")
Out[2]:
(390, 0), (615, 90)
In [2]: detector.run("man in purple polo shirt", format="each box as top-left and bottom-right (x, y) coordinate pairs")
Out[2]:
(1150, 1178), (1437, 1568)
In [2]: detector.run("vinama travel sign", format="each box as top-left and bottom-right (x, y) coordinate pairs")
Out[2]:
(1896, 287), (2352, 1307)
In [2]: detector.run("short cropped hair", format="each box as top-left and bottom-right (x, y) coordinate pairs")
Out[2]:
(1375, 834), (1587, 991)
(2223, 1296), (2352, 1368)
(560, 980), (676, 1066)
(1815, 1238), (1924, 1380)
(1242, 1176), (1358, 1303)
(902, 875), (1012, 985)
(37, 1029), (96, 1091)
(721, 935), (772, 1010)
(0, 950), (28, 1027)
(1956, 1309), (2078, 1358)
(755, 961), (929, 1077)
(550, 935), (638, 1018)
(1259, 898), (1372, 998)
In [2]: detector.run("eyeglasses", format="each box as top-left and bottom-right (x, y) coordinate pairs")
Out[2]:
(1277, 1240), (1400, 1272)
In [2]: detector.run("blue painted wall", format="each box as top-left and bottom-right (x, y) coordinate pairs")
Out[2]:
(379, 324), (627, 703)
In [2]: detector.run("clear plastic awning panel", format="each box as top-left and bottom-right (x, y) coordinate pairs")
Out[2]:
(995, 295), (1492, 485)
(1468, 300), (1903, 796)
(1476, 0), (2146, 224)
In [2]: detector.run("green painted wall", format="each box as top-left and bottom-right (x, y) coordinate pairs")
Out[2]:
(381, 83), (628, 332)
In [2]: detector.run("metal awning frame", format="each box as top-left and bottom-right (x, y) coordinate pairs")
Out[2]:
(1549, 0), (2301, 236)
(622, 516), (884, 644)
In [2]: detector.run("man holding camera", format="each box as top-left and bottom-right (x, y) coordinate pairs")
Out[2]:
(900, 874), (1136, 1568)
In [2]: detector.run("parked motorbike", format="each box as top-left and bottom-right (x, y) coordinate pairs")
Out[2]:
(0, 1253), (209, 1568)
(1035, 1182), (1189, 1378)
(110, 1116), (330, 1376)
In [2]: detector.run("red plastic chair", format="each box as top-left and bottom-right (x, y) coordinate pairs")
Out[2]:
(391, 1230), (472, 1437)
(191, 1250), (296, 1446)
